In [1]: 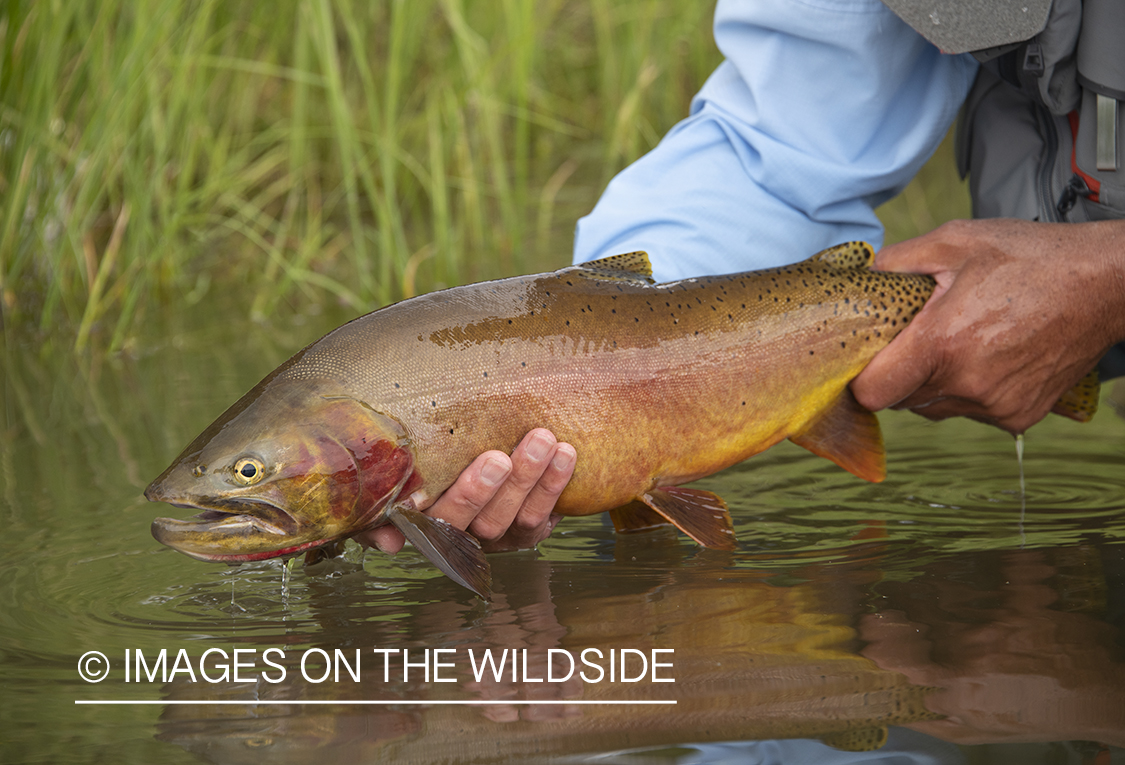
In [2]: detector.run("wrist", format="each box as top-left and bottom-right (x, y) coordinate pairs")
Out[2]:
(1088, 220), (1125, 345)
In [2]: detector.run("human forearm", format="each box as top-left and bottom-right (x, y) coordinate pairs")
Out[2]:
(574, 0), (977, 280)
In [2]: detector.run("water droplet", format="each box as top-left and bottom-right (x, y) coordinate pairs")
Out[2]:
(1015, 433), (1026, 548)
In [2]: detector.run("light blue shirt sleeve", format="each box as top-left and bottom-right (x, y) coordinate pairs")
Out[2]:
(572, 0), (980, 282)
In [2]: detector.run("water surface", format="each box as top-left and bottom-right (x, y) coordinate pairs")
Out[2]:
(2, 306), (1123, 764)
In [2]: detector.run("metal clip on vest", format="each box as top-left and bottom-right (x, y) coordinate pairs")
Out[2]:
(1077, 0), (1123, 173)
(1096, 95), (1117, 172)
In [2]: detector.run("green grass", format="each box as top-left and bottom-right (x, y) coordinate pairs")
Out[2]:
(0, 0), (967, 353)
(0, 0), (721, 351)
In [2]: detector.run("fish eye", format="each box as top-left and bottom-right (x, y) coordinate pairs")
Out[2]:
(233, 457), (265, 485)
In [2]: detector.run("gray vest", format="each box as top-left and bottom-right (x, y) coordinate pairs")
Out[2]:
(884, 0), (1125, 379)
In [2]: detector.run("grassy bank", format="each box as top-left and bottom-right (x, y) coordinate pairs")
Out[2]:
(0, 1), (720, 350)
(0, 1), (966, 353)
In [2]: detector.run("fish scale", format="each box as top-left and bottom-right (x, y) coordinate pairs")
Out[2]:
(147, 242), (1097, 598)
(281, 244), (932, 509)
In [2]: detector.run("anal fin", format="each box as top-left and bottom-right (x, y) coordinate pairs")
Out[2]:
(386, 505), (492, 600)
(790, 388), (886, 482)
(639, 487), (736, 550)
(1051, 368), (1100, 422)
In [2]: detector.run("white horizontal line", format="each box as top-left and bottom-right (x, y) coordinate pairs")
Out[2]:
(76, 699), (677, 706)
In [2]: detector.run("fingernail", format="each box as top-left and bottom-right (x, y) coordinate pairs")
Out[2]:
(551, 445), (575, 471)
(526, 431), (553, 462)
(480, 457), (510, 487)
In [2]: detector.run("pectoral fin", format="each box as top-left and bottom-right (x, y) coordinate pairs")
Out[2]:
(1051, 369), (1100, 422)
(304, 539), (348, 566)
(819, 727), (888, 752)
(386, 506), (492, 600)
(789, 388), (886, 482)
(638, 487), (737, 550)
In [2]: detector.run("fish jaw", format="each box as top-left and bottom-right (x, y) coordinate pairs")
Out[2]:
(147, 380), (417, 562)
(150, 500), (332, 563)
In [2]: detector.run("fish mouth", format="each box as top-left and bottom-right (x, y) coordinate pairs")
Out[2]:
(151, 499), (331, 563)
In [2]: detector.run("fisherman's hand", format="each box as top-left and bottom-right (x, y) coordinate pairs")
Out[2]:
(851, 218), (1125, 434)
(358, 429), (576, 554)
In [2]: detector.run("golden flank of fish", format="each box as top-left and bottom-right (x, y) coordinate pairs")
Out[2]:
(146, 243), (1098, 598)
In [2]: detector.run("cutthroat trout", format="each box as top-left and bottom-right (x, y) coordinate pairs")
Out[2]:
(146, 243), (1097, 598)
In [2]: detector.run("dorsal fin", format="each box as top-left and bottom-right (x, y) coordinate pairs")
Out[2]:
(806, 241), (875, 269)
(569, 251), (655, 284)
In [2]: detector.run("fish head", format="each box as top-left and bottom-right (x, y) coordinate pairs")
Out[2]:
(147, 379), (414, 563)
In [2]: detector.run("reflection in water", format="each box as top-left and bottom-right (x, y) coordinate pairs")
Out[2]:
(152, 545), (1125, 764)
(2, 317), (1124, 764)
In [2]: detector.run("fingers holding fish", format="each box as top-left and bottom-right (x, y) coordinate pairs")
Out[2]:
(354, 430), (574, 556)
(355, 450), (514, 554)
(467, 430), (576, 553)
